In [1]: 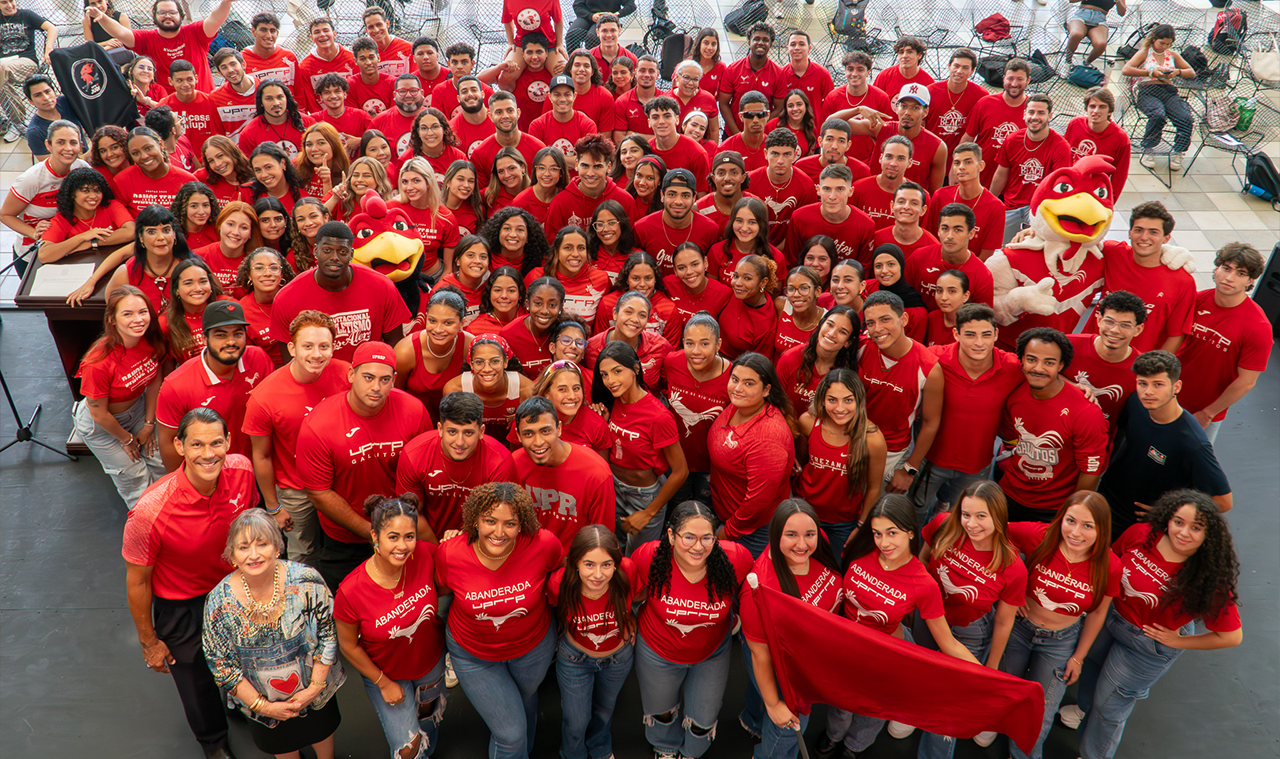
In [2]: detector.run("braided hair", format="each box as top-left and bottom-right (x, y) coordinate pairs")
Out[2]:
(647, 501), (739, 604)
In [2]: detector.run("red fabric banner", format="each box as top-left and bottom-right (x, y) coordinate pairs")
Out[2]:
(750, 578), (1045, 754)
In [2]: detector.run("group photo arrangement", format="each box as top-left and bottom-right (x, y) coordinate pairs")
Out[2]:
(0, 0), (1276, 757)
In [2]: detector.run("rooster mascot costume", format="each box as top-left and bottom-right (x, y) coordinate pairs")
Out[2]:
(348, 189), (427, 313)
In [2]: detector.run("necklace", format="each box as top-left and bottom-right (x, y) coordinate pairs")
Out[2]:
(844, 87), (869, 109)
(425, 331), (457, 359)
(945, 80), (966, 111)
(240, 563), (281, 618)
(1022, 131), (1048, 153)
(765, 170), (791, 192)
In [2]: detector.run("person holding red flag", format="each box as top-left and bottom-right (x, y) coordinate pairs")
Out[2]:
(739, 500), (843, 758)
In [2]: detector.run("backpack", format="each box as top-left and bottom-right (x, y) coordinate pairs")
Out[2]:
(724, 0), (768, 37)
(1067, 64), (1105, 88)
(1027, 50), (1055, 83)
(1244, 152), (1280, 211)
(643, 14), (678, 52)
(831, 0), (868, 36)
(978, 56), (1008, 87)
(660, 33), (691, 80)
(975, 13), (1011, 42)
(1182, 46), (1211, 76)
(1117, 23), (1158, 61)
(1209, 7), (1247, 55)
(208, 16), (253, 69)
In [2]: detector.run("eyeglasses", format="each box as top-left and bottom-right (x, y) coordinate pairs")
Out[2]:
(740, 111), (769, 119)
(678, 73), (701, 83)
(251, 264), (282, 274)
(676, 533), (716, 548)
(592, 220), (619, 229)
(1098, 316), (1136, 331)
(556, 336), (587, 348)
(785, 284), (814, 295)
(155, 10), (181, 17)
(470, 356), (506, 368)
(396, 88), (422, 95)
(421, 123), (443, 132)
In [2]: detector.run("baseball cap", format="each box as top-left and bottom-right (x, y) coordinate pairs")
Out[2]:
(897, 83), (930, 107)
(662, 168), (697, 192)
(549, 74), (573, 91)
(352, 341), (396, 369)
(710, 150), (746, 174)
(202, 301), (249, 332)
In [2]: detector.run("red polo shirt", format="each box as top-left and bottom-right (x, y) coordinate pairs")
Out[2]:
(155, 348), (274, 459)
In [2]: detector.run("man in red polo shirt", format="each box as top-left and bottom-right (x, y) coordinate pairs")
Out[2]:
(907, 202), (995, 310)
(511, 396), (616, 550)
(543, 133), (632, 235)
(364, 6), (413, 77)
(991, 94), (1071, 244)
(613, 54), (661, 141)
(589, 13), (636, 74)
(779, 30), (834, 122)
(911, 303), (1023, 518)
(719, 22), (784, 135)
(852, 135), (910, 228)
(269, 221), (411, 362)
(397, 392), (516, 541)
(470, 91), (547, 191)
(785, 163), (876, 268)
(347, 37), (396, 116)
(997, 328), (1108, 522)
(89, 0), (231, 93)
(961, 58), (1030, 188)
(717, 91), (770, 172)
(243, 310), (352, 564)
(210, 49), (259, 140)
(241, 12), (298, 87)
(824, 51), (893, 166)
(160, 60), (224, 155)
(1065, 87), (1132, 199)
(156, 301), (273, 471)
(434, 45), (492, 121)
(794, 119), (872, 188)
(923, 143), (1004, 260)
(124, 406), (257, 759)
(750, 128), (816, 259)
(372, 74), (427, 158)
(925, 48), (988, 158)
(633, 169), (721, 275)
(297, 341), (432, 589)
(296, 17), (357, 114)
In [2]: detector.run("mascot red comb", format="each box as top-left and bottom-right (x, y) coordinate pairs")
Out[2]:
(349, 189), (426, 313)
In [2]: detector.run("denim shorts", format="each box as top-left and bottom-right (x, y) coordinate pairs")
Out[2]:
(1070, 7), (1107, 27)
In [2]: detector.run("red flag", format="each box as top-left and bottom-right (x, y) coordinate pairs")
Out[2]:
(749, 577), (1045, 754)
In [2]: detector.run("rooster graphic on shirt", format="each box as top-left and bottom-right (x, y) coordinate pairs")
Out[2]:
(668, 390), (724, 437)
(1011, 416), (1063, 480)
(475, 607), (529, 630)
(1070, 370), (1125, 408)
(387, 605), (436, 642)
(1120, 568), (1161, 608)
(936, 565), (980, 603)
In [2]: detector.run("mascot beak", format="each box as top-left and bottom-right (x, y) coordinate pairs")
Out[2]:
(352, 232), (425, 282)
(1039, 193), (1111, 243)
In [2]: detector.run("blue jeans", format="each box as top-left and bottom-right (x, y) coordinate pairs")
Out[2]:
(998, 614), (1083, 759)
(445, 623), (557, 759)
(1003, 207), (1031, 245)
(556, 636), (634, 759)
(733, 522), (772, 559)
(362, 655), (448, 758)
(821, 521), (858, 567)
(740, 637), (811, 759)
(826, 626), (915, 751)
(911, 459), (992, 527)
(915, 611), (994, 759)
(635, 630), (732, 758)
(1136, 84), (1193, 153)
(615, 475), (667, 556)
(1077, 608), (1188, 759)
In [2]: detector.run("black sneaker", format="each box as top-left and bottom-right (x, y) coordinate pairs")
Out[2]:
(814, 733), (839, 758)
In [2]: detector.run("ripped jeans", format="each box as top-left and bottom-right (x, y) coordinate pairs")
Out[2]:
(635, 631), (732, 758)
(362, 654), (448, 759)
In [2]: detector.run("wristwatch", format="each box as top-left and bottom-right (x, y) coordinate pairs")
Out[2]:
(900, 462), (919, 476)
(91, 238), (99, 249)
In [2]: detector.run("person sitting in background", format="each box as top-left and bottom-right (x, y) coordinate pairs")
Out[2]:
(82, 0), (134, 67)
(0, 0), (57, 143)
(1065, 0), (1127, 68)
(1122, 24), (1195, 171)
(20, 75), (84, 158)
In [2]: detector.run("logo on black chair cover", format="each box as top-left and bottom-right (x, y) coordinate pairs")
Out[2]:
(73, 59), (107, 100)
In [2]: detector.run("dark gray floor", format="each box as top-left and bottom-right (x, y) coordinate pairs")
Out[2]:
(1, 310), (1276, 759)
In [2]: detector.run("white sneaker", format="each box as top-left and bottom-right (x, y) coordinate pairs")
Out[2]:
(1058, 703), (1086, 729)
(973, 730), (998, 747)
(1140, 153), (1156, 169)
(1170, 153), (1184, 171)
(444, 653), (459, 688)
(887, 721), (916, 738)
(2, 124), (20, 143)
(1036, 0), (1047, 5)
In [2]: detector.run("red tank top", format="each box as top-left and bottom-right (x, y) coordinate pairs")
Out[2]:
(797, 424), (863, 523)
(405, 331), (468, 414)
(462, 371), (523, 444)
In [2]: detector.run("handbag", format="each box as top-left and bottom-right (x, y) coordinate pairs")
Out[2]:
(1251, 35), (1280, 83)
(1067, 64), (1105, 88)
(978, 56), (1008, 87)
(1206, 95), (1240, 133)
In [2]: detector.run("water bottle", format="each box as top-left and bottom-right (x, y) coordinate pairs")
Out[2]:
(1244, 183), (1276, 201)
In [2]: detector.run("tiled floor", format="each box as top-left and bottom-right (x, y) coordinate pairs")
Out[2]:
(3, 0), (1278, 302)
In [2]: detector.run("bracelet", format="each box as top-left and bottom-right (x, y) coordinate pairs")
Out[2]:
(374, 671), (385, 686)
(249, 694), (266, 713)
(264, 505), (282, 515)
(1069, 657), (1082, 664)
(142, 420), (156, 427)
(122, 434), (135, 447)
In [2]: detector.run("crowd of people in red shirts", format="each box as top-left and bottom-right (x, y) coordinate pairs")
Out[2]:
(4, 3), (1271, 759)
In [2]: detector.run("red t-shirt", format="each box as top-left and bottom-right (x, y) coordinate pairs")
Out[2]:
(925, 80), (989, 156)
(842, 551), (944, 635)
(593, 289), (680, 345)
(503, 0), (563, 44)
(1112, 523), (1242, 632)
(925, 310), (956, 348)
(436, 529), (563, 659)
(706, 240), (786, 287)
(435, 79), (493, 122)
(513, 68), (554, 132)
(543, 178), (632, 239)
(193, 168), (249, 207)
(739, 550), (843, 643)
(857, 337), (938, 451)
(113, 164), (198, 216)
(296, 389), (431, 542)
(238, 296), (282, 364)
(76, 340), (163, 405)
(333, 542), (444, 680)
(871, 227), (939, 264)
(632, 211), (722, 277)
(386, 203), (461, 272)
(132, 24), (215, 92)
(449, 115), (494, 163)
(372, 107), (421, 158)
(209, 80), (259, 140)
(591, 44), (638, 79)
(1065, 116), (1131, 199)
(156, 348), (274, 459)
(377, 37), (415, 77)
(268, 266), (411, 363)
(243, 47), (300, 87)
(923, 185), (1005, 258)
(159, 91), (225, 155)
(584, 330), (672, 389)
(241, 359), (352, 490)
(652, 135), (712, 194)
(923, 513), (1028, 626)
(997, 383), (1109, 511)
(851, 176), (897, 229)
(748, 167), (817, 257)
(313, 106), (376, 145)
(121, 455), (259, 599)
(669, 87), (718, 129)
(1089, 242), (1197, 354)
(1175, 290), (1274, 422)
(995, 129), (1071, 210)
(966, 94), (1026, 187)
(1008, 521), (1121, 617)
(873, 122), (944, 191)
(549, 84), (619, 133)
(663, 275), (732, 329)
(1064, 334), (1137, 439)
(633, 539), (753, 663)
(661, 350), (730, 472)
(297, 47), (358, 113)
(608, 392), (679, 473)
(42, 200), (133, 246)
(497, 318), (553, 379)
(547, 558), (640, 653)
(780, 61), (835, 122)
(821, 85), (893, 165)
(764, 119), (811, 157)
(237, 113), (317, 160)
(707, 405), (795, 537)
(872, 67), (934, 100)
(927, 343), (1024, 473)
(774, 301), (821, 357)
(794, 155), (872, 187)
(528, 111), (596, 160)
(346, 73), (396, 116)
(796, 423), (863, 523)
(775, 344), (821, 414)
(718, 57), (786, 131)
(471, 133), (547, 191)
(716, 133), (768, 173)
(784, 203), (876, 269)
(505, 405), (612, 452)
(905, 244), (995, 310)
(718, 295), (779, 361)
(190, 242), (243, 295)
(699, 60), (727, 97)
(395, 431), (517, 535)
(512, 443), (616, 550)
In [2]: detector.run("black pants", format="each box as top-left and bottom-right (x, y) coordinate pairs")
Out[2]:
(566, 17), (600, 50)
(316, 537), (373, 592)
(1005, 496), (1057, 524)
(152, 595), (229, 754)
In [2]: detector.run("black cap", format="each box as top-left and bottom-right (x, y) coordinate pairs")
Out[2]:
(202, 300), (250, 332)
(549, 74), (573, 91)
(662, 168), (697, 191)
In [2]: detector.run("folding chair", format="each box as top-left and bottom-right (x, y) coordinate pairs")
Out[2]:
(1182, 85), (1280, 179)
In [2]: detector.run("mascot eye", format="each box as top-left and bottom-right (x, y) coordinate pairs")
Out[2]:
(1053, 182), (1073, 194)
(1093, 186), (1109, 200)
(393, 221), (412, 232)
(355, 228), (374, 239)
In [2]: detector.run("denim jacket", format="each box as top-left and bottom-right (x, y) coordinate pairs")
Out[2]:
(202, 561), (345, 726)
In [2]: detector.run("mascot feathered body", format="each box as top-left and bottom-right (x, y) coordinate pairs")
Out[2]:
(348, 189), (426, 313)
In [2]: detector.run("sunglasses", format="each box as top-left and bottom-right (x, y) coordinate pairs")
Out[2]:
(740, 111), (769, 119)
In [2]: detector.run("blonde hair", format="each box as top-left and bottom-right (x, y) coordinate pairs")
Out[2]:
(398, 156), (443, 219)
(340, 156), (394, 219)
